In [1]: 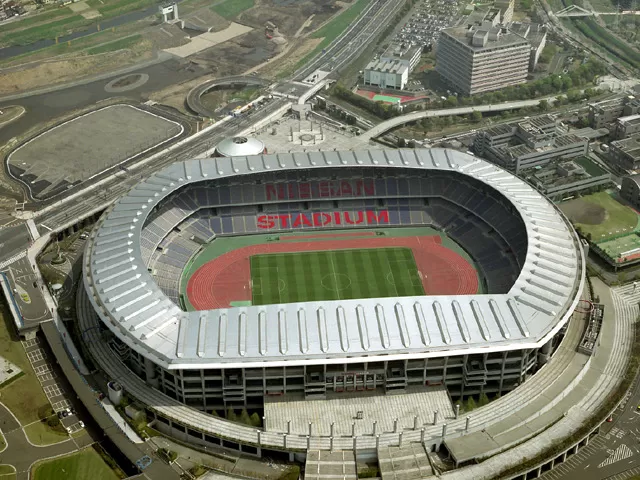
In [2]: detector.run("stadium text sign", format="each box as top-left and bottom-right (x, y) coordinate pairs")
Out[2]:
(265, 179), (375, 200)
(257, 210), (389, 229)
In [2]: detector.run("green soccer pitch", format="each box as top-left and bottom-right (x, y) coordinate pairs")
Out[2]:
(250, 247), (425, 305)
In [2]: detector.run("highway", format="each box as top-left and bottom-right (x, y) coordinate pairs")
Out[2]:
(294, 0), (404, 80)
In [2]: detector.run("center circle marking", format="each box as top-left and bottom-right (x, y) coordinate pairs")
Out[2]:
(321, 273), (352, 292)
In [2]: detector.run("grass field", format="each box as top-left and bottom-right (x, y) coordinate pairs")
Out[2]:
(211, 0), (255, 19)
(32, 448), (119, 480)
(250, 247), (424, 305)
(560, 192), (639, 242)
(86, 34), (142, 55)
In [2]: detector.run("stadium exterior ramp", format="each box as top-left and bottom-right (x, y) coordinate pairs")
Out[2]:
(83, 149), (582, 372)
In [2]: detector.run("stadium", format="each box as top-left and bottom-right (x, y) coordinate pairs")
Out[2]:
(80, 148), (584, 454)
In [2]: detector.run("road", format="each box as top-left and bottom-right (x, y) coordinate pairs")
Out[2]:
(0, 403), (78, 480)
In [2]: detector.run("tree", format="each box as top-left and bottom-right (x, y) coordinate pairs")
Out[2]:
(479, 392), (490, 407)
(466, 396), (477, 411)
(443, 95), (458, 108)
(239, 409), (252, 426)
(538, 99), (549, 111)
(470, 110), (482, 123)
(226, 408), (237, 422)
(397, 137), (406, 148)
(250, 412), (262, 427)
(407, 140), (416, 148)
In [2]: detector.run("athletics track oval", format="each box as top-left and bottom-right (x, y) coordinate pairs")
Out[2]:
(185, 235), (479, 311)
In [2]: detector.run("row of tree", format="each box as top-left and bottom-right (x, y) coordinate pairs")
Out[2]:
(212, 408), (263, 427)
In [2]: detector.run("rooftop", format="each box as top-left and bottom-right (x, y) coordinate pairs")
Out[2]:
(618, 114), (640, 126)
(612, 135), (640, 159)
(441, 24), (529, 51)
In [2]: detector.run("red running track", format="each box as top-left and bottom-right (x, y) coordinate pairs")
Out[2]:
(186, 235), (478, 310)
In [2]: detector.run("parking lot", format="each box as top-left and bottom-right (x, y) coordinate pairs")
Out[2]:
(22, 336), (85, 435)
(394, 0), (460, 52)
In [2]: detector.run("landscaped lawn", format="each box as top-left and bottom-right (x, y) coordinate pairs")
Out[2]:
(23, 420), (68, 446)
(32, 448), (120, 480)
(0, 464), (16, 478)
(0, 303), (60, 444)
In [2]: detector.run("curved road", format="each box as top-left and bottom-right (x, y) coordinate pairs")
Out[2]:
(0, 402), (78, 480)
(186, 75), (271, 118)
(360, 98), (550, 140)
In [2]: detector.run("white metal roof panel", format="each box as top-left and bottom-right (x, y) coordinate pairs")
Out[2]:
(83, 148), (584, 369)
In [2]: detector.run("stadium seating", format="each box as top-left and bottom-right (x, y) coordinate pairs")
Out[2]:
(138, 171), (528, 305)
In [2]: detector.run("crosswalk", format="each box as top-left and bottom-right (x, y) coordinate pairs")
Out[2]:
(0, 251), (26, 270)
(599, 444), (634, 468)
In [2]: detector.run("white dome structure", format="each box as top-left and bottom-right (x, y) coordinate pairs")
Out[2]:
(214, 136), (266, 157)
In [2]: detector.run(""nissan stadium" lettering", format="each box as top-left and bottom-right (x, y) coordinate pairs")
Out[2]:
(265, 179), (375, 201)
(257, 210), (389, 229)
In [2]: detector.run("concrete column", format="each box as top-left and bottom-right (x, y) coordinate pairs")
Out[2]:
(263, 416), (267, 430)
(413, 416), (419, 430)
(372, 421), (377, 436)
(536, 466), (542, 477)
(287, 420), (291, 434)
(442, 424), (447, 439)
(376, 434), (380, 449)
(330, 422), (335, 438)
(144, 358), (158, 387)
(352, 422), (356, 437)
(307, 435), (310, 449)
(308, 421), (313, 436)
(283, 433), (287, 448)
(394, 418), (399, 433)
(353, 436), (357, 451)
(330, 436), (334, 452)
(433, 410), (439, 425)
(398, 432), (403, 447)
(455, 404), (460, 419)
(465, 416), (470, 432)
(420, 428), (425, 443)
(561, 451), (567, 462)
(257, 431), (262, 446)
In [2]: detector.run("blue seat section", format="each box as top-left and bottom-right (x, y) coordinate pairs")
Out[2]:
(139, 171), (528, 297)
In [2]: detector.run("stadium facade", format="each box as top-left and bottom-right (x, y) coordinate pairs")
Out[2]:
(81, 148), (583, 449)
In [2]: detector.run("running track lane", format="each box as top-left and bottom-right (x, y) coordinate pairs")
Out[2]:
(186, 235), (479, 310)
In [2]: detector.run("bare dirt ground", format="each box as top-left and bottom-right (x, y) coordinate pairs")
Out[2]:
(257, 37), (323, 79)
(560, 198), (608, 225)
(238, 0), (340, 37)
(0, 41), (155, 95)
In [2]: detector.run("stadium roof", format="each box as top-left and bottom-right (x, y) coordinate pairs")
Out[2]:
(83, 149), (584, 370)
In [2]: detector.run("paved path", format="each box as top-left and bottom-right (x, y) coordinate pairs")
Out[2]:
(0, 403), (77, 480)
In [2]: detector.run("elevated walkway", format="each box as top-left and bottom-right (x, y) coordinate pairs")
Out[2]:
(446, 304), (589, 464)
(441, 278), (634, 478)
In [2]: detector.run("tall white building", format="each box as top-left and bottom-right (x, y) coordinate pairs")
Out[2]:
(364, 44), (421, 91)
